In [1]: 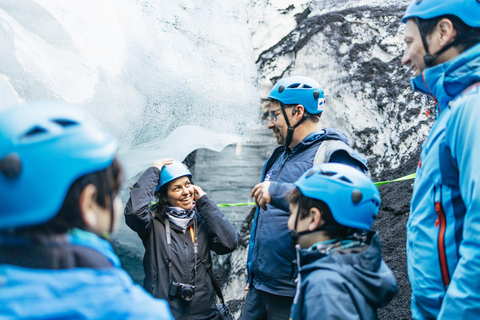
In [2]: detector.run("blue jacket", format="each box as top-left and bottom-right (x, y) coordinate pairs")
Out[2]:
(0, 229), (174, 320)
(290, 232), (397, 320)
(408, 43), (480, 319)
(246, 129), (367, 296)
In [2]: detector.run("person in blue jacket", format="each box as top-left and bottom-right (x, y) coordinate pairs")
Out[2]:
(243, 76), (368, 319)
(287, 163), (397, 320)
(401, 0), (480, 319)
(0, 102), (173, 320)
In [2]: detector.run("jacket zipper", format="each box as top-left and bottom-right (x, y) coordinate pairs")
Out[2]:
(276, 148), (290, 177)
(421, 72), (440, 115)
(434, 187), (450, 288)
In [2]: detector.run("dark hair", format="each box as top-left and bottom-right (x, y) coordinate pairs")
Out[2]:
(17, 157), (124, 238)
(416, 15), (480, 53)
(289, 187), (352, 239)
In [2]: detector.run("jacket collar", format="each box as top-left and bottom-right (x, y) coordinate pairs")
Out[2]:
(411, 43), (480, 114)
(0, 229), (119, 269)
(289, 128), (349, 155)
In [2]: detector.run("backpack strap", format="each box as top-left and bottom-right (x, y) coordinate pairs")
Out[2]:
(314, 140), (348, 166)
(313, 139), (367, 171)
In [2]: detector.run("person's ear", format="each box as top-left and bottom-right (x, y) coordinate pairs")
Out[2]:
(294, 105), (305, 118)
(79, 184), (99, 229)
(437, 18), (456, 47)
(308, 207), (323, 231)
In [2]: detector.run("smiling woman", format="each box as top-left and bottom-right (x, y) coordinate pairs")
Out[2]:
(124, 159), (240, 320)
(166, 176), (195, 210)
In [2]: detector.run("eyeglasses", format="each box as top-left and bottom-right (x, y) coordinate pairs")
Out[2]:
(269, 108), (282, 122)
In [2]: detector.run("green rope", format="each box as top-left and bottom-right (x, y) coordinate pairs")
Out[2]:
(217, 202), (256, 207)
(374, 173), (416, 186)
(149, 173), (416, 207)
(150, 201), (256, 207)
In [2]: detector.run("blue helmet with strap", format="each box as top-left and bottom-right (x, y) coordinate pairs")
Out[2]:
(156, 161), (192, 192)
(0, 102), (118, 229)
(268, 76), (325, 115)
(402, 0), (480, 27)
(294, 163), (381, 231)
(268, 76), (325, 148)
(402, 0), (480, 68)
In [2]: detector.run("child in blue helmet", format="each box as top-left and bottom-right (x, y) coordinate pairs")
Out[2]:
(0, 102), (173, 319)
(125, 158), (239, 320)
(287, 163), (397, 320)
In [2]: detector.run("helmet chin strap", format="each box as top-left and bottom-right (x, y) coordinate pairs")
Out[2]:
(290, 194), (345, 247)
(280, 105), (307, 149)
(290, 194), (328, 246)
(415, 17), (461, 68)
(290, 193), (307, 246)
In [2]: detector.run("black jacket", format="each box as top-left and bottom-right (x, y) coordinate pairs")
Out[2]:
(125, 167), (239, 320)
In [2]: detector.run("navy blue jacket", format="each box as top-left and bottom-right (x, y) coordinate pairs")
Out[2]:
(246, 129), (367, 296)
(290, 232), (397, 320)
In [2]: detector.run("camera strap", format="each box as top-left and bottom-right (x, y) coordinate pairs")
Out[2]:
(165, 218), (173, 282)
(164, 216), (227, 311)
(195, 246), (227, 307)
(165, 217), (197, 285)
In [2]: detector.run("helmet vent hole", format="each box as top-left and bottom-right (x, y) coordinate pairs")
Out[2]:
(313, 91), (319, 99)
(320, 171), (335, 177)
(53, 119), (78, 127)
(339, 176), (352, 183)
(288, 83), (300, 89)
(302, 84), (312, 89)
(278, 85), (285, 93)
(24, 126), (47, 137)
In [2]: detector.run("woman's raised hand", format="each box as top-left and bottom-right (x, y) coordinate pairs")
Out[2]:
(192, 185), (206, 201)
(152, 158), (173, 171)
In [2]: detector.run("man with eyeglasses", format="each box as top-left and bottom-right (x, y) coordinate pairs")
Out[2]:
(243, 76), (368, 320)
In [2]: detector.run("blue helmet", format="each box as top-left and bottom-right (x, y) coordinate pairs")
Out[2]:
(0, 102), (118, 229)
(402, 0), (480, 27)
(268, 76), (325, 115)
(156, 161), (192, 192)
(294, 163), (381, 231)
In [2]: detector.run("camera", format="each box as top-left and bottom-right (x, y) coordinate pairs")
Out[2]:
(168, 281), (196, 302)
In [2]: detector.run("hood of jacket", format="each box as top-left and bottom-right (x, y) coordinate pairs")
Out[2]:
(411, 43), (480, 114)
(297, 232), (397, 308)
